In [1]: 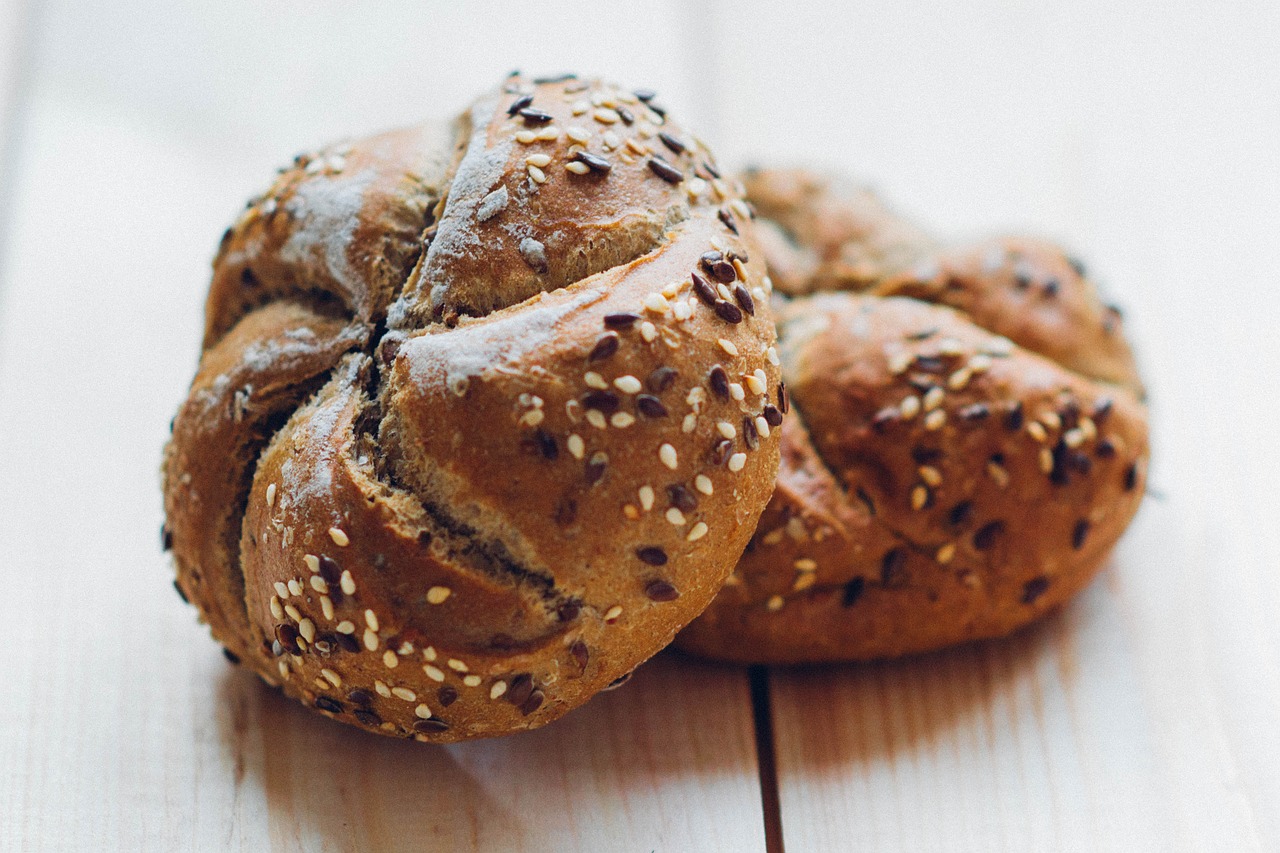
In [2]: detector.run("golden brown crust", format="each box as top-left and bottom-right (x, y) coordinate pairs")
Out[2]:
(677, 171), (1150, 663)
(164, 75), (781, 740)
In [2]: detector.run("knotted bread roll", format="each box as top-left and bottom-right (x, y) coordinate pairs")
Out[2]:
(677, 169), (1149, 662)
(163, 75), (783, 740)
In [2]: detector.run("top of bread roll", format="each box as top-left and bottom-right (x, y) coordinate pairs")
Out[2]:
(164, 74), (783, 741)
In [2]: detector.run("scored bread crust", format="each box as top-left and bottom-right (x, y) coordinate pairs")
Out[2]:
(677, 170), (1149, 663)
(163, 75), (782, 740)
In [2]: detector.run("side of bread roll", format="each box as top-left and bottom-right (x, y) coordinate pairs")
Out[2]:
(164, 75), (783, 740)
(678, 170), (1149, 663)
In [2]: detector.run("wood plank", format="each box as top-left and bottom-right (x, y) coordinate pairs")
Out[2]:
(710, 1), (1280, 850)
(0, 7), (770, 845)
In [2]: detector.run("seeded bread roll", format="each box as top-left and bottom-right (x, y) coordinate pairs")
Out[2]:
(677, 170), (1149, 663)
(164, 74), (783, 740)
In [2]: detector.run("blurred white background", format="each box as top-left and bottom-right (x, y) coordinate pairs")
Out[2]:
(1, 2), (1277, 850)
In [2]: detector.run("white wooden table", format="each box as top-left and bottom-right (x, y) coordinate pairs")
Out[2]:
(2, 2), (1276, 850)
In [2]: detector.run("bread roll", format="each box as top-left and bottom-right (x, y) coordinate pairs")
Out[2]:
(678, 170), (1149, 662)
(163, 74), (782, 739)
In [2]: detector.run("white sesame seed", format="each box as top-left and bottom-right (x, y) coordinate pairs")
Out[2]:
(686, 177), (708, 198)
(937, 543), (957, 564)
(672, 300), (693, 321)
(659, 443), (678, 470)
(364, 609), (379, 631)
(363, 629), (379, 651)
(681, 413), (697, 433)
(383, 650), (398, 668)
(515, 130), (537, 143)
(729, 383), (746, 401)
(527, 165), (547, 184)
(716, 282), (733, 301)
(447, 659), (468, 672)
(717, 421), (737, 439)
(374, 680), (391, 698)
(752, 286), (767, 303)
(423, 665), (445, 682)
(687, 522), (709, 541)
(604, 605), (623, 621)
(566, 126), (590, 143)
(298, 618), (315, 643)
(309, 575), (328, 594)
(284, 604), (301, 622)
(490, 681), (508, 699)
(303, 554), (320, 573)
(565, 161), (590, 175)
(969, 353), (994, 373)
(610, 412), (635, 428)
(767, 595), (785, 612)
(728, 453), (747, 472)
(269, 596), (283, 619)
(415, 704), (432, 719)
(1027, 421), (1048, 442)
(755, 416), (771, 438)
(718, 338), (739, 356)
(321, 668), (342, 687)
(536, 125), (560, 141)
(614, 375), (643, 394)
(398, 641), (414, 655)
(287, 578), (303, 596)
(584, 371), (608, 390)
(277, 661), (289, 679)
(911, 485), (930, 510)
(640, 321), (658, 342)
(328, 527), (350, 547)
(422, 646), (437, 662)
(1040, 447), (1055, 473)
(767, 346), (780, 366)
(626, 137), (649, 155)
(938, 337), (964, 356)
(274, 581), (289, 599)
(695, 474), (714, 495)
(919, 465), (943, 487)
(948, 368), (972, 391)
(794, 558), (818, 571)
(639, 485), (655, 511)
(745, 374), (766, 395)
(519, 408), (546, 428)
(265, 483), (277, 508)
(1064, 428), (1086, 448)
(666, 507), (687, 526)
(643, 293), (670, 313)
(391, 686), (416, 702)
(571, 99), (589, 115)
(320, 595), (334, 620)
(1080, 417), (1098, 440)
(924, 409), (947, 431)
(923, 387), (945, 411)
(340, 570), (356, 595)
(463, 674), (482, 687)
(336, 620), (355, 634)
(586, 410), (607, 429)
(988, 462), (1011, 488)
(594, 107), (620, 124)
(900, 396), (921, 419)
(602, 129), (621, 149)
(426, 586), (452, 605)
(1041, 412), (1062, 431)
(526, 153), (551, 167)
(567, 434), (585, 459)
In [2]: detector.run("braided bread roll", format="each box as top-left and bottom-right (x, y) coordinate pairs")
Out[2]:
(163, 75), (783, 740)
(677, 169), (1149, 662)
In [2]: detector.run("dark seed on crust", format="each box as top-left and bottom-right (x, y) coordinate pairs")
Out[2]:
(585, 455), (607, 486)
(533, 73), (577, 84)
(691, 271), (718, 306)
(636, 546), (668, 566)
(907, 327), (938, 341)
(763, 405), (783, 427)
(880, 548), (907, 586)
(557, 600), (581, 622)
(1068, 256), (1087, 277)
(1096, 439), (1117, 458)
(506, 674), (534, 706)
(534, 428), (558, 460)
(314, 696), (343, 714)
(1022, 576), (1050, 604)
(960, 403), (990, 421)
(733, 284), (755, 316)
(1044, 278), (1060, 297)
(702, 159), (721, 179)
(604, 312), (640, 329)
(914, 355), (946, 373)
(702, 255), (737, 283)
(636, 394), (669, 418)
(317, 555), (342, 585)
(507, 94), (533, 116)
(709, 365), (730, 399)
(948, 501), (974, 527)
(336, 632), (360, 653)
(584, 389), (620, 413)
(275, 624), (300, 654)
(222, 648), (240, 665)
(778, 382), (790, 414)
(718, 208), (739, 234)
(647, 156), (684, 183)
(589, 333), (620, 362)
(667, 484), (698, 512)
(633, 88), (656, 102)
(644, 580), (680, 602)
(1124, 462), (1139, 491)
(570, 640), (590, 670)
(912, 446), (942, 464)
(714, 300), (743, 324)
(604, 671), (634, 690)
(573, 150), (613, 173)
(161, 525), (173, 551)
(1070, 452), (1093, 475)
(616, 105), (635, 125)
(647, 366), (677, 392)
(973, 520), (1006, 551)
(518, 107), (553, 124)
(347, 689), (373, 706)
(413, 718), (450, 733)
(841, 576), (866, 607)
(172, 579), (188, 604)
(711, 439), (733, 466)
(240, 267), (259, 288)
(872, 408), (899, 432)
(658, 132), (685, 154)
(1072, 519), (1090, 550)
(354, 709), (381, 727)
(742, 415), (759, 450)
(438, 686), (459, 707)
(1004, 401), (1024, 431)
(1092, 398), (1114, 424)
(519, 690), (545, 716)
